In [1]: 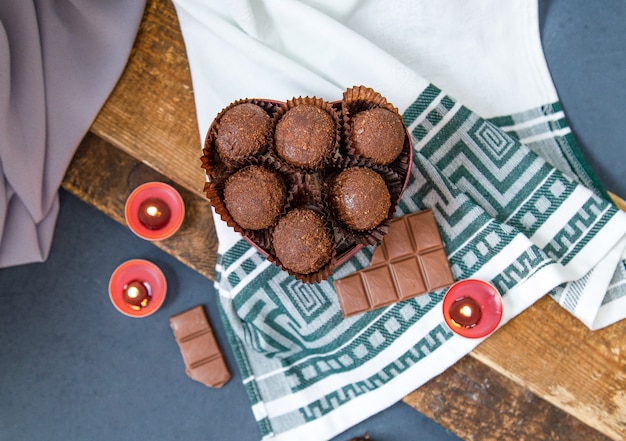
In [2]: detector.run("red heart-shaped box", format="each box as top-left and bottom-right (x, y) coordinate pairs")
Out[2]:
(201, 86), (413, 283)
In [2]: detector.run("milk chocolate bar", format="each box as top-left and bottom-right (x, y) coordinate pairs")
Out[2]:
(334, 210), (454, 317)
(169, 305), (231, 388)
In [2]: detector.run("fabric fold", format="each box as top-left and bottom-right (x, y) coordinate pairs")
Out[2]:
(0, 0), (146, 268)
(172, 0), (626, 438)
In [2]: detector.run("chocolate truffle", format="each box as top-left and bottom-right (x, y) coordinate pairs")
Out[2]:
(275, 105), (335, 169)
(223, 165), (286, 230)
(216, 103), (271, 163)
(272, 208), (334, 274)
(351, 107), (405, 165)
(329, 167), (391, 231)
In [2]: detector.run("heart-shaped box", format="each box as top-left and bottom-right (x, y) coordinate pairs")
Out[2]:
(201, 86), (413, 283)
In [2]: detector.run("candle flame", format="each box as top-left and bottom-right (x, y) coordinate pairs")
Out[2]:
(459, 305), (473, 317)
(146, 205), (159, 217)
(127, 286), (140, 299)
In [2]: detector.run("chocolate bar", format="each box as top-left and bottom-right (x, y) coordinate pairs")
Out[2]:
(334, 209), (454, 317)
(169, 305), (231, 388)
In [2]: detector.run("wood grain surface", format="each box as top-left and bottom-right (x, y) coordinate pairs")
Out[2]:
(403, 355), (610, 441)
(64, 0), (626, 439)
(90, 0), (206, 197)
(62, 132), (217, 280)
(471, 296), (625, 440)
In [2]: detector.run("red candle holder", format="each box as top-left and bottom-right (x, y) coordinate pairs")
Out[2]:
(442, 279), (503, 338)
(108, 259), (167, 318)
(125, 182), (185, 241)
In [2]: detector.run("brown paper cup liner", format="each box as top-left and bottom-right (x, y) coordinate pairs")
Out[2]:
(342, 85), (400, 118)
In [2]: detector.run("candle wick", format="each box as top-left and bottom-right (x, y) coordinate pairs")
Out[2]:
(459, 305), (473, 317)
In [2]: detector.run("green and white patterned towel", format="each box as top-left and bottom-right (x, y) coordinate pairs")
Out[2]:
(171, 1), (626, 439)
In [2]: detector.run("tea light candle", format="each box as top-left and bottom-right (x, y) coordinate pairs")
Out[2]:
(125, 182), (185, 241)
(109, 259), (167, 318)
(122, 280), (151, 310)
(442, 279), (503, 338)
(138, 198), (171, 230)
(449, 296), (482, 328)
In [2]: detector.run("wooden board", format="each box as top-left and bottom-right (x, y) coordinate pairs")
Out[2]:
(89, 0), (206, 197)
(403, 355), (610, 441)
(66, 0), (626, 439)
(62, 132), (217, 280)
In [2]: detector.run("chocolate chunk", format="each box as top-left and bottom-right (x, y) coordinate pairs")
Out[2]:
(333, 209), (454, 317)
(169, 305), (231, 388)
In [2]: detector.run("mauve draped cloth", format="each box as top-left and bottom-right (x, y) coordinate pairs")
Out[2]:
(0, 0), (145, 268)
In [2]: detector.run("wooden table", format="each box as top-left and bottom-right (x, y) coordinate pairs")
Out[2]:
(62, 1), (626, 440)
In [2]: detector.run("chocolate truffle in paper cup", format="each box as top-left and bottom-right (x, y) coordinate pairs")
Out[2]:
(351, 107), (405, 165)
(329, 167), (391, 231)
(325, 159), (404, 247)
(215, 102), (273, 164)
(223, 165), (286, 230)
(342, 85), (406, 166)
(274, 98), (339, 170)
(272, 207), (334, 276)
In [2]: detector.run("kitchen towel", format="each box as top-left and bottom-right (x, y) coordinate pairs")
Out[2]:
(171, 0), (626, 439)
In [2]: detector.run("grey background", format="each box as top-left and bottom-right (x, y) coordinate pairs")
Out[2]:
(539, 0), (626, 198)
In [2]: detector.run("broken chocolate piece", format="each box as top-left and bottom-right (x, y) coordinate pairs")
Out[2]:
(333, 209), (454, 317)
(169, 305), (231, 388)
